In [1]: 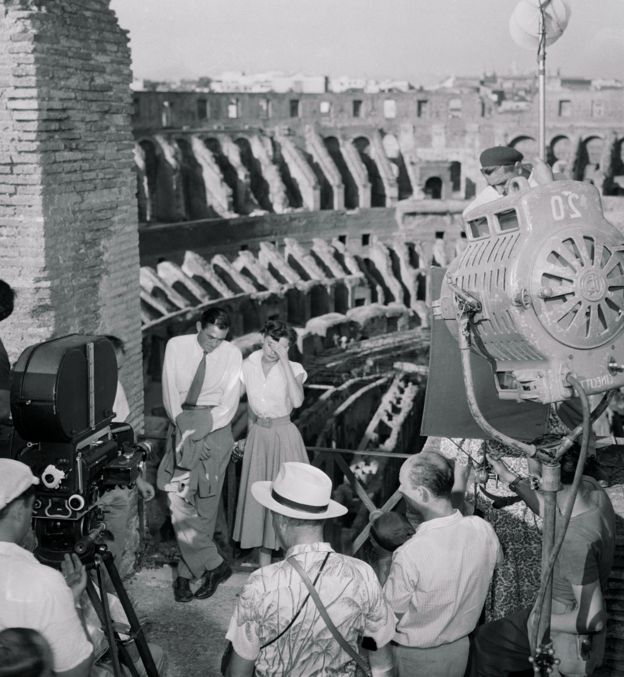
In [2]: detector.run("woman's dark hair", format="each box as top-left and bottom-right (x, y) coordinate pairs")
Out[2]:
(200, 307), (230, 330)
(0, 628), (52, 677)
(261, 320), (296, 345)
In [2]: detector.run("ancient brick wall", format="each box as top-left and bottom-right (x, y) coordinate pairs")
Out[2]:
(0, 0), (142, 428)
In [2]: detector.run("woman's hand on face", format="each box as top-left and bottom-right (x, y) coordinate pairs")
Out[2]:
(273, 340), (290, 363)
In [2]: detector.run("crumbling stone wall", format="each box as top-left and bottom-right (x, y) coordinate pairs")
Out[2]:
(0, 0), (142, 428)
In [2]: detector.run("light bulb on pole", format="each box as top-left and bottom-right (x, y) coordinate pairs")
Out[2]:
(509, 0), (571, 161)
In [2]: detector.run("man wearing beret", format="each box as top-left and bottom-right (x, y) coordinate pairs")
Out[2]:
(0, 459), (93, 677)
(463, 145), (529, 218)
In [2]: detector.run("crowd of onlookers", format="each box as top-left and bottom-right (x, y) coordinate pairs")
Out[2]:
(0, 281), (619, 677)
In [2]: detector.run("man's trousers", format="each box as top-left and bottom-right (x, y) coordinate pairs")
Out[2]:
(168, 430), (232, 580)
(393, 636), (469, 677)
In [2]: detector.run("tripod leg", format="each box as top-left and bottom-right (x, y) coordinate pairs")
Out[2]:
(100, 548), (160, 677)
(88, 570), (124, 677)
(87, 563), (141, 677)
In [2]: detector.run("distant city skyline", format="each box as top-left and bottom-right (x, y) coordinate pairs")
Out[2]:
(110, 0), (624, 86)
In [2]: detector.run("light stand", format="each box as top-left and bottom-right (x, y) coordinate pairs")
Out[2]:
(537, 3), (547, 161)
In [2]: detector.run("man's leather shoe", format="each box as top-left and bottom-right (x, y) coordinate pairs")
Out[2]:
(194, 561), (232, 600)
(173, 576), (193, 603)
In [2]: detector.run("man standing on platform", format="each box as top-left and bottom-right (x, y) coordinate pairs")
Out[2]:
(158, 307), (242, 602)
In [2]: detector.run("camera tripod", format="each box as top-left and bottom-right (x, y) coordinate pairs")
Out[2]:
(74, 537), (160, 677)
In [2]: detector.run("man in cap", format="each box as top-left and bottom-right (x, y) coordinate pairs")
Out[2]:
(0, 459), (93, 677)
(225, 462), (396, 677)
(463, 145), (529, 218)
(383, 451), (502, 677)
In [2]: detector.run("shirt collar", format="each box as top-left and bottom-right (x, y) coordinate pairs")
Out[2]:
(0, 541), (35, 559)
(285, 542), (334, 558)
(195, 334), (226, 355)
(415, 509), (463, 533)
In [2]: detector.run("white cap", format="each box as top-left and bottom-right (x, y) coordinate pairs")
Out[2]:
(0, 459), (39, 511)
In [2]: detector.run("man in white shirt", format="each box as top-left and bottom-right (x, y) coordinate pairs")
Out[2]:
(157, 307), (243, 602)
(463, 146), (528, 219)
(383, 451), (502, 677)
(0, 459), (93, 677)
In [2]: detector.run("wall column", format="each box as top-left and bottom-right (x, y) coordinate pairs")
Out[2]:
(0, 0), (142, 428)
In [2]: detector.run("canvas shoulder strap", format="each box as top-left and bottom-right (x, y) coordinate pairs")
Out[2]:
(288, 555), (370, 675)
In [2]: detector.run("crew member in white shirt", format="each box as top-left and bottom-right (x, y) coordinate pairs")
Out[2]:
(157, 307), (242, 602)
(384, 451), (502, 677)
(0, 459), (93, 677)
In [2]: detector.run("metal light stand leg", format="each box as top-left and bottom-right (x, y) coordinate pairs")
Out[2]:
(532, 460), (560, 675)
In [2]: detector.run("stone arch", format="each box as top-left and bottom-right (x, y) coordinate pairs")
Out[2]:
(134, 142), (150, 223)
(271, 138), (303, 209)
(352, 136), (385, 207)
(423, 176), (442, 199)
(334, 280), (349, 314)
(324, 136), (358, 209)
(204, 136), (254, 215)
(616, 138), (624, 173)
(235, 136), (273, 211)
(449, 160), (461, 193)
(604, 137), (624, 196)
(175, 137), (210, 220)
(547, 135), (571, 172)
(310, 284), (331, 317)
(509, 135), (537, 159)
(301, 149), (334, 210)
(576, 135), (605, 183)
(382, 133), (412, 200)
(138, 138), (176, 223)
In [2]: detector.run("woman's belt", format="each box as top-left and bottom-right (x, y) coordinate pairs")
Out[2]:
(181, 403), (216, 411)
(254, 414), (291, 428)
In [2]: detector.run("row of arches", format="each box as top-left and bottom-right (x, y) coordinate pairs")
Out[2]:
(417, 134), (624, 204)
(509, 133), (624, 192)
(136, 132), (414, 223)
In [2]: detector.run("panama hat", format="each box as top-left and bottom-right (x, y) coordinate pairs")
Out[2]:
(251, 462), (347, 520)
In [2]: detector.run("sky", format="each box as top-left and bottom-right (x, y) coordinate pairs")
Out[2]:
(109, 1), (624, 86)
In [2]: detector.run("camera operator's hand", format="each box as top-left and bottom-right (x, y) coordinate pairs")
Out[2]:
(61, 553), (87, 605)
(136, 475), (155, 501)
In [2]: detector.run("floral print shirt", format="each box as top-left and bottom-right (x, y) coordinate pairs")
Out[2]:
(226, 542), (395, 676)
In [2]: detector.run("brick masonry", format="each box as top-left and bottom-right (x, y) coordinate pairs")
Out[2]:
(0, 0), (142, 429)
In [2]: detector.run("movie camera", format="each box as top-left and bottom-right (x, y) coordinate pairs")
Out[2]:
(8, 334), (147, 566)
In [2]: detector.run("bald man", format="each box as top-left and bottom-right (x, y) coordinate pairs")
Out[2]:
(383, 452), (502, 677)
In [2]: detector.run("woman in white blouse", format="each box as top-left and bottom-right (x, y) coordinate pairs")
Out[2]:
(233, 320), (309, 565)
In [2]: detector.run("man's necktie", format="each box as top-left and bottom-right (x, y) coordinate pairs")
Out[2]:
(184, 351), (207, 406)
